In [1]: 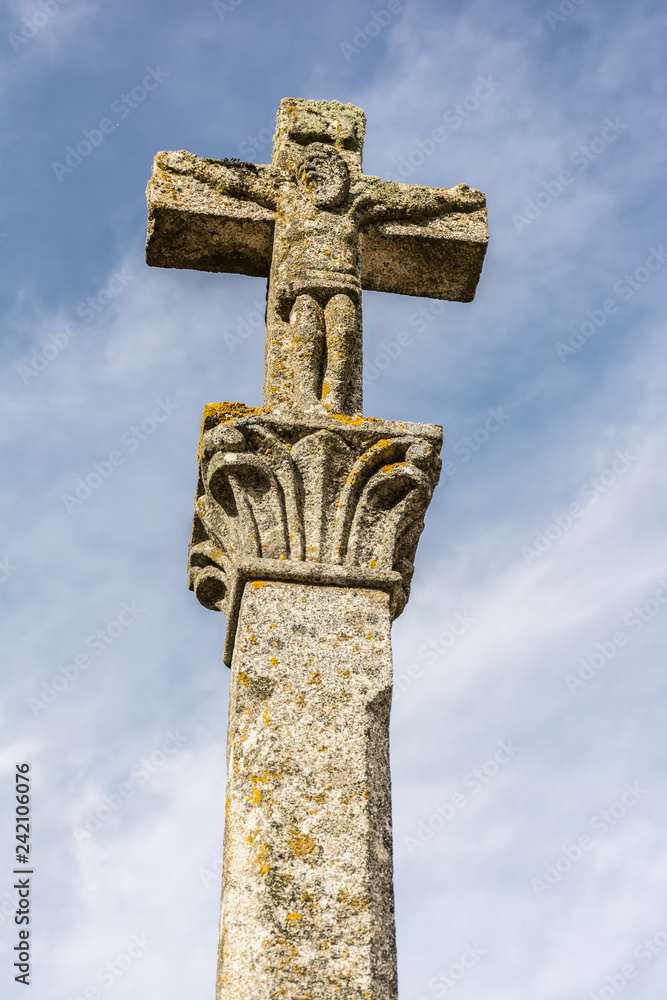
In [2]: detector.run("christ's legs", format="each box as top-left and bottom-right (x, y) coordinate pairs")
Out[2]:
(290, 294), (325, 410)
(324, 293), (363, 416)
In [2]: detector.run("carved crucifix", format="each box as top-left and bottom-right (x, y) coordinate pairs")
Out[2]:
(147, 97), (487, 415)
(145, 99), (488, 1000)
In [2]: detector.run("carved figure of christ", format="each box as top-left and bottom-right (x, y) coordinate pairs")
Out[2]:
(148, 99), (487, 416)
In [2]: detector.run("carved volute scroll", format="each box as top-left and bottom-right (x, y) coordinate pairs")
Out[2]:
(188, 404), (442, 659)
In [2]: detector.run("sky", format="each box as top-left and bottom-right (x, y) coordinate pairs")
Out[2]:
(1, 0), (666, 998)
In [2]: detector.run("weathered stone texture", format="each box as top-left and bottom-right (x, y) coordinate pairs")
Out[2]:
(143, 95), (488, 1000)
(219, 581), (396, 1000)
(146, 97), (487, 414)
(188, 403), (442, 663)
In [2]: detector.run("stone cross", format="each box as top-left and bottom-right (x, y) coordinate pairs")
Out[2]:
(145, 98), (487, 999)
(147, 97), (487, 416)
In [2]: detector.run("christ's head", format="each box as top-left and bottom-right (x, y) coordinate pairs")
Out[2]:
(297, 143), (350, 208)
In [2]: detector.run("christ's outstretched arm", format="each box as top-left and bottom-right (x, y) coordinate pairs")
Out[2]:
(152, 150), (281, 212)
(352, 176), (485, 225)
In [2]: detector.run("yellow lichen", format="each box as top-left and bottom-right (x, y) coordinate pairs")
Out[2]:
(330, 413), (365, 426)
(247, 770), (283, 806)
(288, 831), (317, 856)
(380, 461), (406, 474)
(254, 843), (270, 875)
(196, 401), (264, 459)
(337, 888), (369, 913)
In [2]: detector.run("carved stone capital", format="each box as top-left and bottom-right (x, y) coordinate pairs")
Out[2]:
(188, 403), (442, 664)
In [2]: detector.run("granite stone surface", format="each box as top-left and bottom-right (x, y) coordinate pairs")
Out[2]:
(147, 97), (487, 415)
(144, 96), (488, 999)
(219, 581), (396, 1000)
(188, 403), (442, 664)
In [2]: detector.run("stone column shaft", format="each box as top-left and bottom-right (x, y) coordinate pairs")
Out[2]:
(218, 581), (396, 999)
(187, 403), (442, 998)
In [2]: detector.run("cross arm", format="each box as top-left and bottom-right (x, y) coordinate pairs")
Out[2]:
(145, 150), (280, 277)
(356, 177), (489, 302)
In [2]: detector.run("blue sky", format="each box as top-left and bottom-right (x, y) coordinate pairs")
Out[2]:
(1, 1), (666, 998)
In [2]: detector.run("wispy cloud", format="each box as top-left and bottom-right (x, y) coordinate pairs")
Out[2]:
(1, 2), (665, 998)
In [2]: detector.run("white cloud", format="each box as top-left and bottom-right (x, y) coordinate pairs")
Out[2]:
(1, 1), (665, 997)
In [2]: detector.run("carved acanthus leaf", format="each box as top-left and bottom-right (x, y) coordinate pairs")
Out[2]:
(188, 407), (442, 629)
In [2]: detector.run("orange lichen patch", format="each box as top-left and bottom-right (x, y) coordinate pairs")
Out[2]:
(317, 745), (329, 752)
(270, 657), (278, 666)
(288, 830), (317, 856)
(321, 381), (330, 398)
(203, 401), (263, 423)
(254, 843), (270, 875)
(196, 401), (264, 459)
(369, 559), (377, 568)
(247, 770), (283, 805)
(329, 413), (377, 426)
(253, 581), (266, 589)
(238, 672), (250, 687)
(286, 912), (302, 923)
(337, 888), (369, 913)
(307, 671), (322, 686)
(262, 706), (272, 726)
(380, 461), (406, 474)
